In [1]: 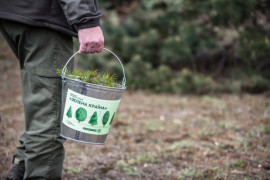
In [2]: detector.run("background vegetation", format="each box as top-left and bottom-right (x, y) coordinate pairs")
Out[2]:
(75, 0), (270, 94)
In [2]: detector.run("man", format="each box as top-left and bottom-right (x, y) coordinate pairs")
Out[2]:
(0, 0), (104, 179)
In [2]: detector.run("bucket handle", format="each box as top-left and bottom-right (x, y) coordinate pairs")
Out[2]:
(62, 48), (126, 87)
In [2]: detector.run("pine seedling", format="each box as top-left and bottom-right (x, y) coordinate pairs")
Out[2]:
(105, 71), (117, 87)
(57, 68), (63, 76)
(57, 68), (119, 88)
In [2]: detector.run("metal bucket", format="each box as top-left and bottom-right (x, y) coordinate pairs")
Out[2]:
(60, 48), (126, 145)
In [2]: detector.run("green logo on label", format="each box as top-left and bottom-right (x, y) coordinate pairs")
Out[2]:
(75, 107), (87, 123)
(89, 111), (98, 126)
(109, 112), (115, 125)
(102, 111), (110, 127)
(66, 106), (72, 118)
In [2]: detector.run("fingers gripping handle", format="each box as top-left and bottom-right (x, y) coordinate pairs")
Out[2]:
(62, 48), (126, 87)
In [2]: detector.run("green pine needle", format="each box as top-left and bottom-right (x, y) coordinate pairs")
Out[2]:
(57, 68), (120, 88)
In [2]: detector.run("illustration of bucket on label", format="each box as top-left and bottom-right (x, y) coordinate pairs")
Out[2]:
(60, 48), (126, 145)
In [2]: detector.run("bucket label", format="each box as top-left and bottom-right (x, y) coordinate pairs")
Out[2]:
(62, 89), (120, 135)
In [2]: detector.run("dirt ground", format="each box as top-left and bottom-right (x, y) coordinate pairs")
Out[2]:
(1, 51), (270, 180)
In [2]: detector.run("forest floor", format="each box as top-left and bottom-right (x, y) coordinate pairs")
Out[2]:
(1, 54), (270, 180)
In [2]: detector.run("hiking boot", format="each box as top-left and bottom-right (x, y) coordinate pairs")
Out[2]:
(6, 155), (25, 180)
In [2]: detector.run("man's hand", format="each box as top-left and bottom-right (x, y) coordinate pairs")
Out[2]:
(78, 26), (104, 54)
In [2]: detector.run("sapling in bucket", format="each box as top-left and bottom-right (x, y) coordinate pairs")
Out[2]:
(60, 48), (126, 145)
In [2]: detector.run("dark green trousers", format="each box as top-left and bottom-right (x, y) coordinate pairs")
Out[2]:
(0, 19), (73, 179)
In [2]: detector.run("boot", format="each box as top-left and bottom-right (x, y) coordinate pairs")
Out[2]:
(6, 155), (25, 180)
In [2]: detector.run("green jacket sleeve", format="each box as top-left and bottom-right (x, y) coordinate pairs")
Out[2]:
(58, 0), (102, 30)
